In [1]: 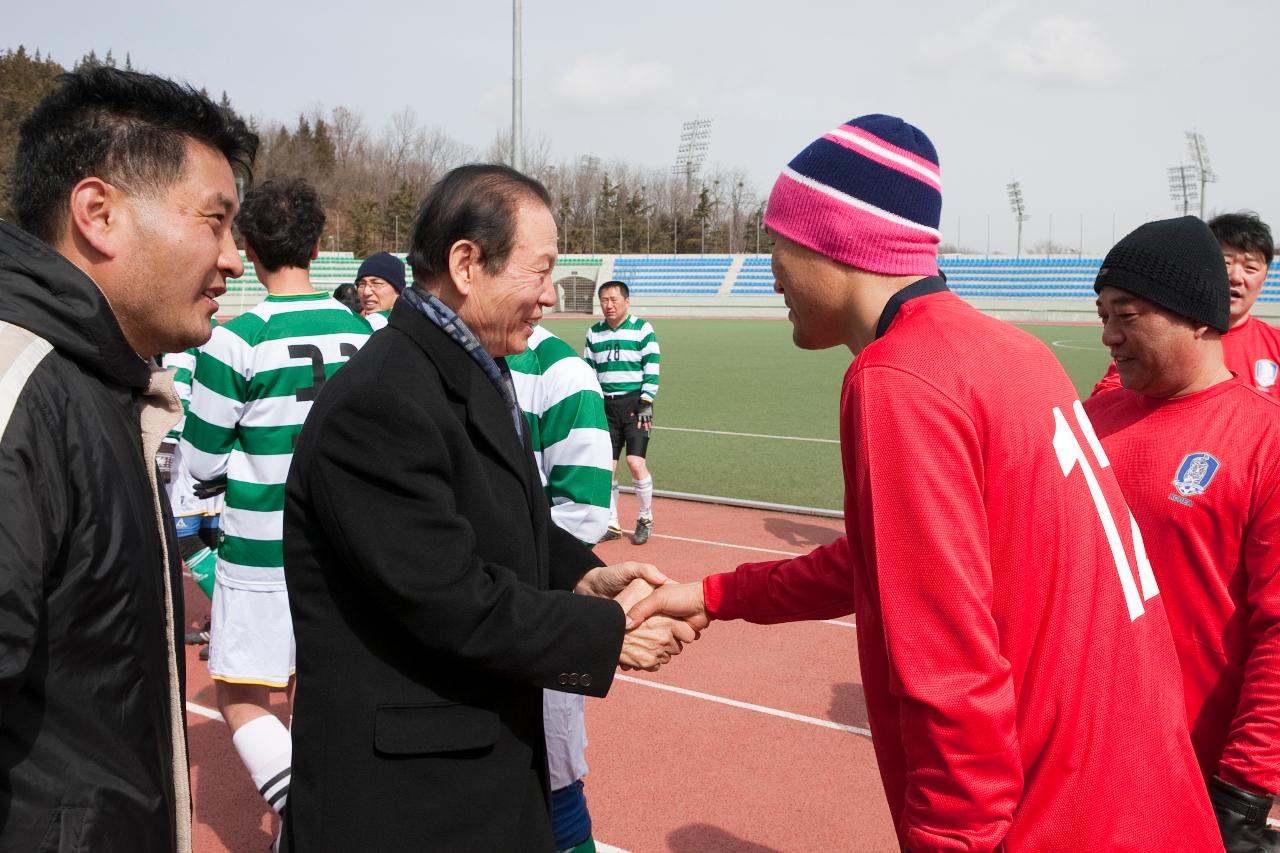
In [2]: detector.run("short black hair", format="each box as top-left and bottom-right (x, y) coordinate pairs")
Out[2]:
(406, 164), (552, 285)
(1208, 211), (1274, 264)
(332, 282), (361, 313)
(13, 66), (258, 244)
(598, 280), (629, 299)
(236, 179), (326, 272)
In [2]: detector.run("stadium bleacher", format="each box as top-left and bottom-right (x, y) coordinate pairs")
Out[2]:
(216, 252), (1280, 318)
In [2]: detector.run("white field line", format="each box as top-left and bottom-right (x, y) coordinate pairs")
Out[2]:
(654, 425), (839, 444)
(186, 701), (223, 721)
(1050, 338), (1107, 352)
(616, 674), (872, 738)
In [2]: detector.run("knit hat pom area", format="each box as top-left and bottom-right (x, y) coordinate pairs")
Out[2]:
(764, 114), (942, 276)
(1094, 216), (1230, 332)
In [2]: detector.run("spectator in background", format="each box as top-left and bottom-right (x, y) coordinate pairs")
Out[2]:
(1093, 211), (1280, 397)
(332, 281), (362, 314)
(0, 66), (255, 852)
(509, 324), (614, 853)
(1085, 216), (1280, 853)
(355, 250), (406, 330)
(182, 178), (372, 826)
(627, 113), (1220, 852)
(583, 281), (661, 545)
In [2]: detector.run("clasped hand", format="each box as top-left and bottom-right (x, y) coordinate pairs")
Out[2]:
(575, 562), (710, 672)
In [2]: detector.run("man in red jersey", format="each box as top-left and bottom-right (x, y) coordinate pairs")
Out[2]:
(626, 115), (1219, 852)
(1092, 211), (1278, 397)
(1085, 216), (1280, 853)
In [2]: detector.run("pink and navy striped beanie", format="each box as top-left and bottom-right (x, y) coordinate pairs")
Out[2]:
(765, 114), (941, 276)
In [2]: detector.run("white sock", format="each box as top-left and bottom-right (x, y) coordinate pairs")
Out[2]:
(609, 481), (620, 527)
(232, 713), (292, 814)
(635, 476), (653, 520)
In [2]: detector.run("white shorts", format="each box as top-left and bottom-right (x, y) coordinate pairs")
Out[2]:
(208, 579), (296, 688)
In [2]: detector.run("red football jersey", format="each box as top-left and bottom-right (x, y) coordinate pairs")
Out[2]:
(704, 287), (1219, 852)
(1093, 314), (1280, 397)
(1084, 379), (1280, 794)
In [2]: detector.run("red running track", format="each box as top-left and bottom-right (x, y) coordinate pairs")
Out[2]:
(184, 495), (899, 851)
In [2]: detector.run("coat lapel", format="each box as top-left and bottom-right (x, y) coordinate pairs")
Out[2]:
(388, 302), (536, 507)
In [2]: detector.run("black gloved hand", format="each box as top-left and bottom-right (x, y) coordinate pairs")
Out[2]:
(636, 400), (653, 430)
(193, 478), (227, 500)
(1210, 775), (1280, 853)
(156, 440), (176, 485)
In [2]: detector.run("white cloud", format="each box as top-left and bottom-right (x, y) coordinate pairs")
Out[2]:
(554, 49), (685, 111)
(1004, 16), (1123, 86)
(916, 5), (1124, 88)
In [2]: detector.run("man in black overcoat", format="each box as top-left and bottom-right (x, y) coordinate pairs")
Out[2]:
(282, 164), (694, 851)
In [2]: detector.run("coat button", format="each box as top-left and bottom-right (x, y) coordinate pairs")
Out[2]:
(558, 673), (569, 685)
(580, 674), (592, 687)
(569, 673), (580, 685)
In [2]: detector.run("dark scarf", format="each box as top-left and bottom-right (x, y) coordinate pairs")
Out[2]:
(400, 286), (524, 440)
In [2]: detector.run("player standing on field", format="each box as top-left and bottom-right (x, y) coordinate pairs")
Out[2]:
(182, 178), (371, 822)
(1085, 216), (1280, 853)
(1093, 211), (1280, 397)
(627, 114), (1220, 851)
(583, 281), (660, 544)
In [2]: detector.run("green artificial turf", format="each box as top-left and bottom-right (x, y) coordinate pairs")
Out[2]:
(542, 316), (1112, 512)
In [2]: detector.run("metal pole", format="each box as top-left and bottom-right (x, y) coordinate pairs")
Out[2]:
(511, 0), (523, 172)
(673, 213), (678, 254)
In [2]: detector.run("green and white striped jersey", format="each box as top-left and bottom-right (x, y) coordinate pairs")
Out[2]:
(583, 314), (661, 400)
(181, 293), (371, 590)
(509, 326), (613, 544)
(161, 318), (218, 440)
(365, 310), (390, 331)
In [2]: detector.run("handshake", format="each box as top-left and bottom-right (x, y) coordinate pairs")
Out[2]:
(574, 562), (709, 672)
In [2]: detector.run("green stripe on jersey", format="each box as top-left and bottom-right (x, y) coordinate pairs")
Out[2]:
(540, 389), (608, 447)
(220, 534), (283, 569)
(545, 464), (612, 506)
(183, 292), (370, 582)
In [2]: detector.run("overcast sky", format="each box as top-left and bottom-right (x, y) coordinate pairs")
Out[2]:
(10, 0), (1277, 254)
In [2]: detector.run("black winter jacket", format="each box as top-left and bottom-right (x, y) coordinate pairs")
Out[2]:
(0, 221), (190, 853)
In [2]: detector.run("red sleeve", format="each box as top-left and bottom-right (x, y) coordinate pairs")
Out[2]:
(1219, 472), (1280, 793)
(1091, 362), (1122, 397)
(702, 537), (855, 623)
(853, 365), (1020, 853)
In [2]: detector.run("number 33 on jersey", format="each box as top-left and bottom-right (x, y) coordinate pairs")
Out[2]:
(1052, 400), (1158, 621)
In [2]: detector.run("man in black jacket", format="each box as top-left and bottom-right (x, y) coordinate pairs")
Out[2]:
(0, 68), (256, 852)
(282, 165), (695, 851)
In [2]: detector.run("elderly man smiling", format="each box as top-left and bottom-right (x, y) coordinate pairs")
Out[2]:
(281, 164), (696, 851)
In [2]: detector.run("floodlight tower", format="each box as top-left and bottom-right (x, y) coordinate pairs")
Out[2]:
(511, 0), (523, 172)
(1167, 165), (1199, 216)
(1007, 181), (1029, 258)
(672, 119), (712, 196)
(1185, 131), (1216, 219)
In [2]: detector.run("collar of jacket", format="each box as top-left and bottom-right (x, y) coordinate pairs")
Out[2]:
(385, 299), (540, 506)
(0, 220), (151, 390)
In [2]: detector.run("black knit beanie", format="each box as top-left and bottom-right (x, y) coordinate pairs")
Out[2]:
(1094, 216), (1229, 332)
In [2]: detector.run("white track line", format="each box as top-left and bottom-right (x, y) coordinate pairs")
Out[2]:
(616, 674), (872, 737)
(655, 425), (838, 444)
(186, 701), (224, 721)
(643, 530), (806, 558)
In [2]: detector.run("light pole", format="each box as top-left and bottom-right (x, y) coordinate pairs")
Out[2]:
(1168, 164), (1199, 217)
(511, 0), (523, 172)
(1007, 182), (1029, 258)
(1186, 131), (1216, 218)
